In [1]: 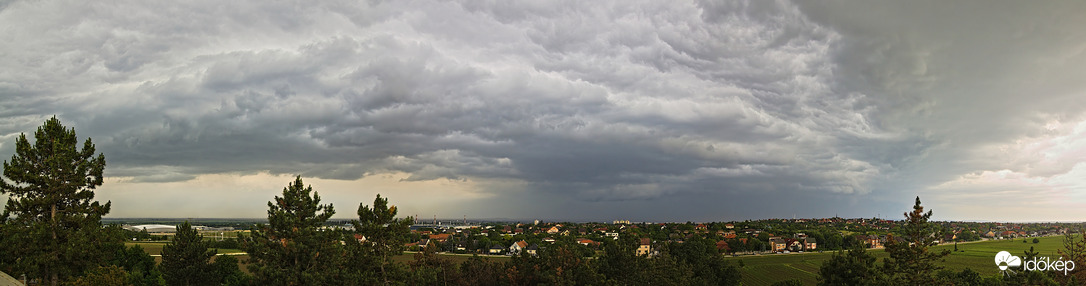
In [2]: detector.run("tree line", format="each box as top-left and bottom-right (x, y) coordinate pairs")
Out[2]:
(3, 118), (1086, 285)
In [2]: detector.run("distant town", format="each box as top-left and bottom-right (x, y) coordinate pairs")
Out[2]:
(105, 217), (1084, 257)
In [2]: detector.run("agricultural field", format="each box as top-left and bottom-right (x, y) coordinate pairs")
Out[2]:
(124, 242), (245, 256)
(125, 241), (507, 266)
(724, 236), (1069, 286)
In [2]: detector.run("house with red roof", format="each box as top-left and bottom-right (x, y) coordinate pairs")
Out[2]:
(510, 240), (528, 254)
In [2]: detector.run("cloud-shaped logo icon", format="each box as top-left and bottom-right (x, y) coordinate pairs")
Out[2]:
(995, 251), (1022, 271)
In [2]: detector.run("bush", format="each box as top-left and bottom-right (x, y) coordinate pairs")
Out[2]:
(1033, 238), (1040, 244)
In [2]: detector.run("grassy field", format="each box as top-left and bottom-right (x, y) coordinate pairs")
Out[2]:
(724, 236), (1068, 286)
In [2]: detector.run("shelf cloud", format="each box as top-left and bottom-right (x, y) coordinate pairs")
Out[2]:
(2, 0), (1085, 221)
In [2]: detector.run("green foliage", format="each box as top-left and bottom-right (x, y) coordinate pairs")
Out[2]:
(1058, 230), (1086, 284)
(160, 221), (215, 286)
(504, 242), (603, 285)
(958, 230), (978, 241)
(347, 194), (412, 284)
(63, 265), (128, 286)
(458, 255), (503, 285)
(0, 117), (118, 286)
(405, 245), (460, 285)
(243, 176), (343, 285)
(934, 268), (989, 286)
(665, 237), (742, 285)
(110, 245), (164, 286)
(818, 244), (884, 286)
(881, 196), (951, 285)
(207, 238), (240, 250)
(597, 236), (650, 284)
(726, 235), (1069, 285)
(210, 255), (250, 286)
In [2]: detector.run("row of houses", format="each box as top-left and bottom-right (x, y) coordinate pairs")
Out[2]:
(409, 236), (606, 256)
(768, 236), (818, 252)
(983, 229), (1062, 239)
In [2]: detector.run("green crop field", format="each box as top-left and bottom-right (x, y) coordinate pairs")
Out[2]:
(724, 236), (1069, 286)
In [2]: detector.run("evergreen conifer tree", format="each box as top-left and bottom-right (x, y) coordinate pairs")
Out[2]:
(0, 117), (115, 286)
(244, 176), (341, 285)
(160, 221), (215, 286)
(349, 194), (412, 285)
(881, 196), (950, 285)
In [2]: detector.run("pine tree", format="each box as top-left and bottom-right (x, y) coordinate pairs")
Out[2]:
(0, 117), (115, 286)
(349, 194), (412, 285)
(160, 221), (215, 286)
(244, 176), (342, 285)
(881, 196), (950, 285)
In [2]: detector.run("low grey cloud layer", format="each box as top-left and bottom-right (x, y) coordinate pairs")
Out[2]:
(2, 0), (1085, 221)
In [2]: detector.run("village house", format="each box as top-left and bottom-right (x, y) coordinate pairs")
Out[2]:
(803, 237), (817, 250)
(509, 240), (528, 255)
(576, 238), (598, 247)
(769, 237), (788, 252)
(637, 238), (652, 256)
(854, 235), (882, 248)
(428, 233), (451, 243)
(489, 244), (505, 255)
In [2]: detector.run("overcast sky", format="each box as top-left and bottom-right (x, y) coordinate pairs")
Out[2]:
(2, 0), (1085, 222)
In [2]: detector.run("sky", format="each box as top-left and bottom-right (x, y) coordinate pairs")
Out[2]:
(1, 0), (1085, 222)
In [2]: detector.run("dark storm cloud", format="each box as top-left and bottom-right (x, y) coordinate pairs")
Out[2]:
(3, 0), (1085, 220)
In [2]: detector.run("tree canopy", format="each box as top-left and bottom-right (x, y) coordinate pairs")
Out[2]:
(347, 194), (413, 285)
(0, 116), (117, 286)
(243, 176), (341, 285)
(881, 196), (951, 285)
(160, 221), (216, 286)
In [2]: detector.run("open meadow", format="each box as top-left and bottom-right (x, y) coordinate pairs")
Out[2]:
(725, 235), (1069, 286)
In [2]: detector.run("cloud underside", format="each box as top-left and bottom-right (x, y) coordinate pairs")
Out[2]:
(2, 0), (1086, 219)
